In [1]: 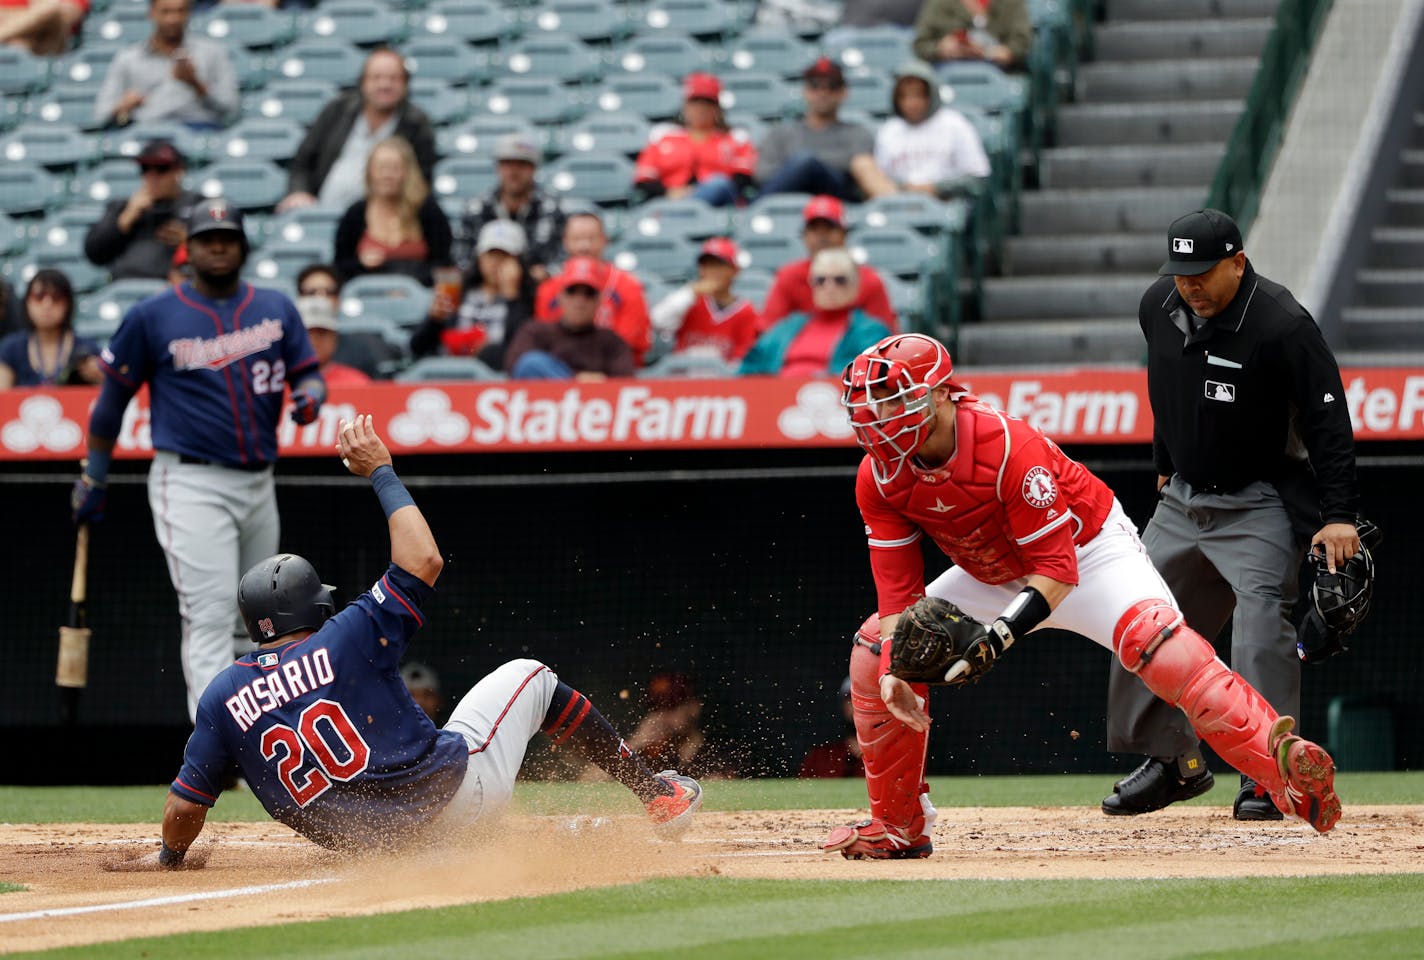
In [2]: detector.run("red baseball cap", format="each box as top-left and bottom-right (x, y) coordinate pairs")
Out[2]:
(803, 56), (845, 87)
(558, 256), (606, 293)
(683, 72), (722, 102)
(698, 236), (741, 266)
(802, 195), (846, 228)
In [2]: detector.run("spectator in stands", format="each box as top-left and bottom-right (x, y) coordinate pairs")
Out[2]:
(760, 195), (895, 331)
(296, 294), (370, 388)
(799, 677), (864, 779)
(913, 0), (1034, 73)
(278, 48), (437, 215)
(83, 140), (199, 282)
(649, 237), (759, 365)
(94, 0), (237, 129)
(506, 257), (635, 380)
(875, 59), (992, 197)
(535, 212), (651, 365)
(0, 270), (101, 389)
(332, 135), (453, 287)
(0, 0), (87, 55)
(755, 57), (897, 203)
(633, 73), (757, 209)
(458, 133), (566, 284)
(296, 262), (342, 308)
(412, 219), (535, 370)
(740, 248), (892, 377)
(400, 660), (443, 724)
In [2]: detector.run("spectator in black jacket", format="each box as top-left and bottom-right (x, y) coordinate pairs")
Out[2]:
(457, 134), (566, 284)
(277, 48), (436, 215)
(84, 140), (200, 281)
(332, 136), (452, 287)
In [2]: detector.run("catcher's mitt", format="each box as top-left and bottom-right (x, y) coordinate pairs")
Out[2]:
(890, 597), (996, 686)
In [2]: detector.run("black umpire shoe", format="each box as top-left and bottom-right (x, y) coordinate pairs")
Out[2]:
(1233, 776), (1284, 820)
(1101, 757), (1215, 815)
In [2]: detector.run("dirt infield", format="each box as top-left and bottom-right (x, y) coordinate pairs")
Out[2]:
(3, 806), (1423, 954)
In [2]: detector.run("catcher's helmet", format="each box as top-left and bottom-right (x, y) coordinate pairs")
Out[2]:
(186, 197), (249, 254)
(1296, 518), (1381, 664)
(239, 554), (336, 645)
(841, 334), (968, 484)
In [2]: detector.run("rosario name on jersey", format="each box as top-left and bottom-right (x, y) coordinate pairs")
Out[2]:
(858, 399), (1117, 616)
(170, 565), (469, 851)
(98, 282), (320, 466)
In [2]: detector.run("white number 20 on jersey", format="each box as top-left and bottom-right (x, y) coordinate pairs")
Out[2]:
(251, 359), (287, 395)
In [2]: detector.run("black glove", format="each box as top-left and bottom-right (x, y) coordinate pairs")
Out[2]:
(890, 597), (1000, 686)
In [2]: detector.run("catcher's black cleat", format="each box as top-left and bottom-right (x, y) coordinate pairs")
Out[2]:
(1233, 776), (1284, 821)
(1101, 757), (1214, 816)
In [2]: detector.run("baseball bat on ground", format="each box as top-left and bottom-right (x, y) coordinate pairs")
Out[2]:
(56, 523), (91, 725)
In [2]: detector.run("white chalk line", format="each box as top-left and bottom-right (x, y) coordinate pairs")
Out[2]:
(0, 878), (336, 924)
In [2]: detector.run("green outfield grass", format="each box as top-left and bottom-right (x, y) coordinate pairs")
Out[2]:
(2, 775), (1422, 959)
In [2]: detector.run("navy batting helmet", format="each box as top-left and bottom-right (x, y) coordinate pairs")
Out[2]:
(1297, 518), (1381, 664)
(239, 554), (336, 645)
(186, 197), (249, 253)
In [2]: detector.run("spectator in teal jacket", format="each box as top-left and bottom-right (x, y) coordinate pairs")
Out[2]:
(740, 249), (893, 377)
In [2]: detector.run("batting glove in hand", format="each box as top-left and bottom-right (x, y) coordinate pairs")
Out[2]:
(289, 389), (321, 425)
(71, 474), (107, 525)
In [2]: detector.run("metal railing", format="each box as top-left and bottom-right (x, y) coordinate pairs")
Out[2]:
(1206, 0), (1333, 232)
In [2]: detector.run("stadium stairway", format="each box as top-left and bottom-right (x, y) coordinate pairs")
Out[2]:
(959, 0), (1279, 366)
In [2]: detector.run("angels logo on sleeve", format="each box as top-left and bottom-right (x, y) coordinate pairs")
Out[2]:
(1022, 466), (1058, 509)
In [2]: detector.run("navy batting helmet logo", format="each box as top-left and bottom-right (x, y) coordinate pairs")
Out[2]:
(258, 617), (275, 638)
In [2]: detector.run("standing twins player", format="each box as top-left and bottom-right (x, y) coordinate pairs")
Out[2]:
(72, 198), (326, 721)
(821, 333), (1341, 860)
(114, 415), (702, 866)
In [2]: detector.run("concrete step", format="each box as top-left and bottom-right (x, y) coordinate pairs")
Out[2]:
(1020, 186), (1205, 235)
(1077, 58), (1260, 102)
(1039, 143), (1225, 189)
(1107, 0), (1280, 20)
(1366, 226), (1424, 268)
(1399, 149), (1424, 188)
(1054, 100), (1243, 147)
(1340, 306), (1424, 351)
(1384, 189), (1424, 226)
(957, 318), (1144, 366)
(1003, 232), (1162, 275)
(1093, 18), (1273, 61)
(1353, 269), (1424, 307)
(981, 274), (1147, 320)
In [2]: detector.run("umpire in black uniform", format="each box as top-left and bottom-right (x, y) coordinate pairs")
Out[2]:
(1101, 208), (1363, 820)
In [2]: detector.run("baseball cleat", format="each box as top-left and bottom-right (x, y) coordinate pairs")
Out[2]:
(1269, 717), (1341, 833)
(1232, 776), (1284, 821)
(821, 818), (933, 860)
(646, 771), (702, 839)
(1101, 757), (1215, 816)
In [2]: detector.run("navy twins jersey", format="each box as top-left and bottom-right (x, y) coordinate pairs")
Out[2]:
(99, 282), (321, 467)
(170, 565), (469, 851)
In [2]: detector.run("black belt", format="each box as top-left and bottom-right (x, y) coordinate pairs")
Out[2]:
(1193, 480), (1248, 495)
(174, 453), (271, 472)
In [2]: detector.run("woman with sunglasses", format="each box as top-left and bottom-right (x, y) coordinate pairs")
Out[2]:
(739, 248), (892, 377)
(0, 270), (102, 389)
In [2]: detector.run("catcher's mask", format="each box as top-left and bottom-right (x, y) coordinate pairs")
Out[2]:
(1296, 518), (1381, 664)
(841, 334), (967, 484)
(239, 553), (336, 645)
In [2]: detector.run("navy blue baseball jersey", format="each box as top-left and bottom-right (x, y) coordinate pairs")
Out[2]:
(170, 565), (469, 851)
(98, 282), (321, 467)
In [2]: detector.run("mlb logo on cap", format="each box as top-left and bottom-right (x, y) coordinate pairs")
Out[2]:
(1172, 238), (1194, 253)
(1159, 208), (1243, 277)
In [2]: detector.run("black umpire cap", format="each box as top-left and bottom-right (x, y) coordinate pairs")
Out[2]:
(1158, 208), (1243, 276)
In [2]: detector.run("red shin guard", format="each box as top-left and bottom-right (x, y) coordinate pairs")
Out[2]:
(1112, 600), (1286, 795)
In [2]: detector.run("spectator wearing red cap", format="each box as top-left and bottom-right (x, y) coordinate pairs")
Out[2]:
(534, 211), (652, 365)
(648, 238), (760, 364)
(506, 256), (636, 380)
(740, 247), (892, 377)
(84, 140), (201, 281)
(633, 73), (758, 209)
(758, 195), (896, 331)
(755, 58), (897, 202)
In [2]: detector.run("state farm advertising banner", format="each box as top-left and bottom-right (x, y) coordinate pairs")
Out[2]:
(2, 368), (1421, 461)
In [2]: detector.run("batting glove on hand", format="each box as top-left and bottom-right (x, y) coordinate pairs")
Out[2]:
(289, 389), (321, 425)
(71, 474), (107, 525)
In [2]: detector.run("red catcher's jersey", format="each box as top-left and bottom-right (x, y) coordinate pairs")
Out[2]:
(857, 398), (1116, 616)
(633, 129), (757, 189)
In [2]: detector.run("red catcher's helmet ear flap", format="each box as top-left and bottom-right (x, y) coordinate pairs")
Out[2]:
(840, 335), (963, 484)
